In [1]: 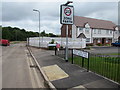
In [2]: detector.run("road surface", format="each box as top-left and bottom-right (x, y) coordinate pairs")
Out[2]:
(2, 43), (45, 89)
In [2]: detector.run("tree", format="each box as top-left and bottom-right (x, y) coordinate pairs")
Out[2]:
(48, 33), (56, 37)
(40, 30), (46, 36)
(1, 26), (59, 41)
(2, 26), (39, 41)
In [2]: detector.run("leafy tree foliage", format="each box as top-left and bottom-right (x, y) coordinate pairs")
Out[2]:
(1, 26), (59, 41)
(1, 26), (39, 41)
(40, 30), (57, 37)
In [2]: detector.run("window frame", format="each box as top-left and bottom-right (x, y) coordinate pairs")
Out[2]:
(86, 38), (90, 42)
(85, 27), (89, 33)
(98, 30), (101, 34)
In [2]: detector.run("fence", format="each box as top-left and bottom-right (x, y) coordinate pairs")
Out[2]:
(55, 48), (120, 84)
(28, 37), (86, 48)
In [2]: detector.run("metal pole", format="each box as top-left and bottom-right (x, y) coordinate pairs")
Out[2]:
(72, 49), (73, 64)
(87, 52), (90, 72)
(27, 37), (29, 46)
(38, 11), (40, 48)
(33, 9), (40, 48)
(65, 25), (68, 62)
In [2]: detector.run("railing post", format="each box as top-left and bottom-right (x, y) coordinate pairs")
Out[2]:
(87, 52), (90, 72)
(82, 57), (84, 67)
(64, 48), (66, 59)
(72, 49), (73, 64)
(55, 47), (57, 55)
(28, 37), (29, 46)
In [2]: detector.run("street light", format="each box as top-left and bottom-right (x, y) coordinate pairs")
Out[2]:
(33, 9), (40, 48)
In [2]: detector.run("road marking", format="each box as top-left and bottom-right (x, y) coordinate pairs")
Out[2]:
(29, 57), (44, 88)
(25, 48), (45, 88)
(42, 64), (69, 81)
(26, 52), (37, 88)
(25, 49), (43, 88)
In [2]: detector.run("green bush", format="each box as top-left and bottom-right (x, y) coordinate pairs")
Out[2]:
(105, 44), (110, 46)
(48, 39), (55, 50)
(48, 46), (55, 50)
(97, 43), (102, 46)
(60, 46), (63, 48)
(49, 39), (54, 44)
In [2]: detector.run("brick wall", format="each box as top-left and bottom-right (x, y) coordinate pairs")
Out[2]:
(61, 25), (72, 38)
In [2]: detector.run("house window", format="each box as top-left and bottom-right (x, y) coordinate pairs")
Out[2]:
(79, 27), (83, 31)
(98, 30), (101, 34)
(106, 39), (109, 43)
(110, 30), (112, 34)
(86, 38), (90, 42)
(94, 29), (96, 34)
(97, 39), (101, 43)
(85, 27), (89, 33)
(106, 30), (109, 34)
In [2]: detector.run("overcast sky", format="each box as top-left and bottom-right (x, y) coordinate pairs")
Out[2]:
(1, 0), (119, 34)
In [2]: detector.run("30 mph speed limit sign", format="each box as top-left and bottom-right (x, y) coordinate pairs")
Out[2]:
(60, 5), (74, 25)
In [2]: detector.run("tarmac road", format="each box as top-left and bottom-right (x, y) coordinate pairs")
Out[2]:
(90, 47), (119, 53)
(85, 46), (120, 57)
(2, 43), (45, 89)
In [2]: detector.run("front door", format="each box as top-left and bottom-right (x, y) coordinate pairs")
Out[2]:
(102, 38), (105, 45)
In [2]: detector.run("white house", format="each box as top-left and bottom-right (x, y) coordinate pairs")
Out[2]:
(61, 16), (120, 45)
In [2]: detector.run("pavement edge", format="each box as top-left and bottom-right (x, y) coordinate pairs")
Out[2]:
(27, 46), (57, 90)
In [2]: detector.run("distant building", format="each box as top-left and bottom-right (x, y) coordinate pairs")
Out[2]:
(61, 16), (120, 45)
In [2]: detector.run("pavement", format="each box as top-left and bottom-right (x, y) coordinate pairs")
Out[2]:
(30, 47), (120, 90)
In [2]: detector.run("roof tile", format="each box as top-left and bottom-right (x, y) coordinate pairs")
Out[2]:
(74, 16), (116, 30)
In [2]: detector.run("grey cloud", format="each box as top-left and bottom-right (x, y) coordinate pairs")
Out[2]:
(2, 2), (118, 34)
(2, 2), (33, 21)
(2, 2), (117, 22)
(74, 2), (117, 16)
(74, 2), (118, 24)
(2, 2), (61, 22)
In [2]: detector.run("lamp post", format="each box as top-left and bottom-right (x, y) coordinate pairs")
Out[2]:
(33, 9), (40, 48)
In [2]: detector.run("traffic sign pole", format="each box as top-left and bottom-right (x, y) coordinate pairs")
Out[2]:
(60, 1), (74, 62)
(65, 25), (68, 62)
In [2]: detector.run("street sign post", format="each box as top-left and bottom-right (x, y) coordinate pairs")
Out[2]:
(60, 5), (74, 24)
(60, 2), (74, 62)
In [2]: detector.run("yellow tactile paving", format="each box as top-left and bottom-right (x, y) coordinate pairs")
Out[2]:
(68, 85), (87, 90)
(74, 85), (86, 88)
(42, 64), (69, 81)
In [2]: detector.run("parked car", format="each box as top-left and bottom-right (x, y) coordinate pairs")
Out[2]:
(111, 41), (120, 47)
(0, 39), (10, 46)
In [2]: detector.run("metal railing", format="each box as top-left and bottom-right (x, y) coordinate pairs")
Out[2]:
(55, 48), (120, 84)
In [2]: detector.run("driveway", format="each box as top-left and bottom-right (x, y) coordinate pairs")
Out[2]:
(85, 46), (119, 57)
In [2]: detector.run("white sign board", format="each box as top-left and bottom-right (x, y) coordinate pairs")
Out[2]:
(60, 5), (74, 24)
(73, 49), (89, 58)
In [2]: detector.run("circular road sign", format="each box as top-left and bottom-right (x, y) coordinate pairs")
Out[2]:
(64, 7), (72, 16)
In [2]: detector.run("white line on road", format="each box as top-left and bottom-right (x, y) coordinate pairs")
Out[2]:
(26, 52), (37, 88)
(25, 49), (44, 88)
(29, 57), (44, 88)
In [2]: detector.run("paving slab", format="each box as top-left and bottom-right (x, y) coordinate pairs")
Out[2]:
(42, 64), (69, 81)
